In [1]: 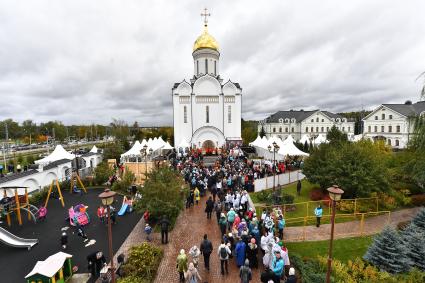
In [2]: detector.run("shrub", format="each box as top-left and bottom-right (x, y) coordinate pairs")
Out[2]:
(255, 190), (272, 203)
(411, 194), (425, 206)
(112, 168), (135, 194)
(397, 220), (411, 231)
(94, 161), (114, 186)
(309, 188), (324, 201)
(337, 201), (355, 213)
(281, 192), (294, 204)
(119, 243), (163, 283)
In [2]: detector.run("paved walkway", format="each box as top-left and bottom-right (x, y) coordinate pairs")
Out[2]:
(283, 207), (421, 242)
(154, 193), (263, 283)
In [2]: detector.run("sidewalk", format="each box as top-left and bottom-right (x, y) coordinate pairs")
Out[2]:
(154, 194), (262, 283)
(283, 207), (421, 242)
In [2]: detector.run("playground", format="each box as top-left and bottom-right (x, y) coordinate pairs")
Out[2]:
(0, 187), (140, 283)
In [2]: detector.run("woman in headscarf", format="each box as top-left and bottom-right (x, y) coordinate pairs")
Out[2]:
(184, 262), (202, 283)
(176, 249), (188, 282)
(246, 237), (258, 268)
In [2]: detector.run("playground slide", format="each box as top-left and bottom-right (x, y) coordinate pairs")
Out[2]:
(118, 203), (128, 216)
(0, 227), (38, 250)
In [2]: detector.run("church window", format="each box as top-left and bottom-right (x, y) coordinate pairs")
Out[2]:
(214, 61), (217, 75)
(183, 106), (187, 123)
(285, 127), (288, 132)
(228, 105), (232, 123)
(311, 127), (314, 132)
(375, 116), (378, 120)
(396, 125), (400, 132)
(205, 59), (208, 74)
(382, 114), (385, 120)
(321, 127), (324, 132)
(389, 115), (393, 119)
(206, 106), (209, 123)
(316, 127), (319, 132)
(311, 119), (314, 122)
(316, 117), (319, 122)
(273, 128), (276, 133)
(395, 140), (399, 146)
(306, 127), (309, 132)
(196, 60), (199, 75)
(381, 126), (384, 132)
(279, 127), (282, 133)
(388, 126), (392, 132)
(291, 127), (294, 132)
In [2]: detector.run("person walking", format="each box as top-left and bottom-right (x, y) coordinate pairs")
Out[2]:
(200, 234), (213, 271)
(314, 204), (323, 228)
(246, 238), (258, 268)
(235, 237), (247, 268)
(219, 213), (227, 236)
(214, 200), (222, 223)
(189, 245), (201, 269)
(184, 262), (202, 283)
(239, 259), (252, 283)
(194, 187), (201, 205)
(144, 223), (153, 242)
(217, 240), (232, 275)
(296, 180), (302, 196)
(205, 196), (214, 220)
(286, 267), (296, 283)
(277, 215), (286, 240)
(176, 249), (188, 282)
(271, 250), (284, 283)
(227, 208), (236, 230)
(60, 231), (68, 249)
(159, 215), (170, 244)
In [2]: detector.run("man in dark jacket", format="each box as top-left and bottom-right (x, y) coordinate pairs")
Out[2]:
(200, 234), (213, 271)
(159, 216), (171, 244)
(205, 196), (214, 219)
(296, 180), (302, 196)
(260, 266), (275, 283)
(87, 251), (106, 281)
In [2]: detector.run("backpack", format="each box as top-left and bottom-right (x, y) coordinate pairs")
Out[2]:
(240, 266), (252, 282)
(220, 246), (228, 259)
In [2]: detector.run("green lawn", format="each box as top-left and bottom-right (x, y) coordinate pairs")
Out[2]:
(286, 236), (373, 263)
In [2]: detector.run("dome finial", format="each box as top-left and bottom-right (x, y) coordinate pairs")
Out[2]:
(201, 7), (211, 27)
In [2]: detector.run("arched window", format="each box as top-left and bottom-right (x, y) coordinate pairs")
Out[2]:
(395, 140), (400, 146)
(183, 106), (187, 123)
(228, 105), (231, 123)
(321, 127), (324, 132)
(214, 61), (217, 75)
(279, 127), (282, 133)
(306, 127), (309, 132)
(311, 127), (314, 132)
(206, 105), (209, 123)
(196, 60), (199, 75)
(205, 59), (208, 74)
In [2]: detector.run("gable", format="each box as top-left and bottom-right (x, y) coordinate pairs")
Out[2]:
(363, 105), (407, 121)
(175, 81), (192, 96)
(193, 74), (221, 96)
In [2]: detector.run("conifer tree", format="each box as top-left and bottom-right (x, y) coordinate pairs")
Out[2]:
(411, 208), (425, 231)
(402, 224), (425, 271)
(363, 226), (410, 273)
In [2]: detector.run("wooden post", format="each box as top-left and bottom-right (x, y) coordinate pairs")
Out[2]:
(354, 199), (357, 215)
(45, 181), (54, 208)
(376, 197), (379, 212)
(303, 216), (307, 240)
(56, 179), (65, 207)
(25, 188), (31, 221)
(306, 202), (309, 218)
(76, 175), (87, 193)
(15, 189), (22, 225)
(283, 204), (286, 217)
(387, 211), (391, 224)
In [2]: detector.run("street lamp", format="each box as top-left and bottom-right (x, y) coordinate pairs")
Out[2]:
(98, 188), (117, 283)
(268, 141), (280, 196)
(325, 185), (344, 283)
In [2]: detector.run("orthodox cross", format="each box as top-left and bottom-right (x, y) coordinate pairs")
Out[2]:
(201, 8), (211, 26)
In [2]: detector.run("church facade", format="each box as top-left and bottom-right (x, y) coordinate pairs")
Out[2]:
(172, 17), (242, 150)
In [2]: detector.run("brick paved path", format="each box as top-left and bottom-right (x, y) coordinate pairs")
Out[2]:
(284, 207), (421, 242)
(154, 193), (263, 283)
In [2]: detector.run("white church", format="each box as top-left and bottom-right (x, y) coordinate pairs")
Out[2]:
(172, 11), (242, 151)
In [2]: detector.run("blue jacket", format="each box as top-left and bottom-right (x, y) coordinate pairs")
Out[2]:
(314, 207), (323, 217)
(278, 219), (286, 229)
(235, 241), (246, 267)
(271, 255), (284, 276)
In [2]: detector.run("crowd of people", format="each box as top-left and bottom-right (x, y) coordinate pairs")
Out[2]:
(171, 148), (298, 283)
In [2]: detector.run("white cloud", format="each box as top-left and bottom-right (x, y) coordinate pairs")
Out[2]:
(0, 0), (424, 125)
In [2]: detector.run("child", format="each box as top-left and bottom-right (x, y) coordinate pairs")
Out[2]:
(97, 206), (105, 223)
(37, 206), (47, 221)
(144, 223), (153, 242)
(61, 231), (68, 249)
(76, 223), (88, 243)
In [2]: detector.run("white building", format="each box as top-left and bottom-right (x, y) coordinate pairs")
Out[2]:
(362, 101), (425, 148)
(259, 110), (355, 141)
(172, 15), (242, 150)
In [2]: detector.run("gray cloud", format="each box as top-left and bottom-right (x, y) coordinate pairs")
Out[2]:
(0, 0), (424, 126)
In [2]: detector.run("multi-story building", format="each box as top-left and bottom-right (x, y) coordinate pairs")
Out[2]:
(258, 110), (355, 141)
(362, 101), (425, 148)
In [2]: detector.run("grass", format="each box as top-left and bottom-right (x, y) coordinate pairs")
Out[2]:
(285, 236), (373, 263)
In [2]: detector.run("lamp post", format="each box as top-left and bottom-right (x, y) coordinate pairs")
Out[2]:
(98, 188), (117, 283)
(267, 141), (280, 195)
(326, 185), (344, 283)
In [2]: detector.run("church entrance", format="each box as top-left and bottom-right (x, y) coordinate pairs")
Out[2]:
(202, 140), (215, 150)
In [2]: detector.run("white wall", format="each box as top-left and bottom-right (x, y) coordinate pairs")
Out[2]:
(254, 170), (305, 192)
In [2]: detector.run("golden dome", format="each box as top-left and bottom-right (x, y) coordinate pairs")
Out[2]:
(193, 26), (219, 52)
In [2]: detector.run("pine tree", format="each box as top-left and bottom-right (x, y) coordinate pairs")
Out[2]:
(402, 224), (425, 271)
(363, 226), (411, 273)
(411, 208), (425, 231)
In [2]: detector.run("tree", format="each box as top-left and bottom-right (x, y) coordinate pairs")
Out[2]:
(363, 226), (410, 273)
(259, 125), (266, 138)
(102, 142), (124, 162)
(326, 125), (348, 145)
(303, 140), (390, 198)
(135, 167), (187, 224)
(303, 140), (309, 153)
(411, 208), (425, 231)
(241, 119), (258, 145)
(402, 223), (425, 271)
(93, 161), (114, 186)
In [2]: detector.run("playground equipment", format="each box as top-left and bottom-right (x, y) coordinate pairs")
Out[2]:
(118, 196), (133, 216)
(69, 172), (87, 194)
(44, 179), (65, 208)
(68, 204), (90, 226)
(25, 251), (73, 283)
(0, 226), (38, 250)
(1, 186), (38, 226)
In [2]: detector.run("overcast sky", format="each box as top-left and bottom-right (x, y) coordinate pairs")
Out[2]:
(1, 0), (424, 126)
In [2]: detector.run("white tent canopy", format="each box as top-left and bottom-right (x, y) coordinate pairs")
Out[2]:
(249, 136), (262, 147)
(90, 145), (98, 153)
(313, 134), (327, 145)
(121, 141), (143, 157)
(177, 139), (190, 149)
(35, 145), (75, 164)
(278, 134), (309, 157)
(299, 134), (311, 145)
(162, 141), (174, 150)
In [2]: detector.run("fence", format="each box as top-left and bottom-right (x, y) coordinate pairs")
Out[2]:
(254, 170), (305, 192)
